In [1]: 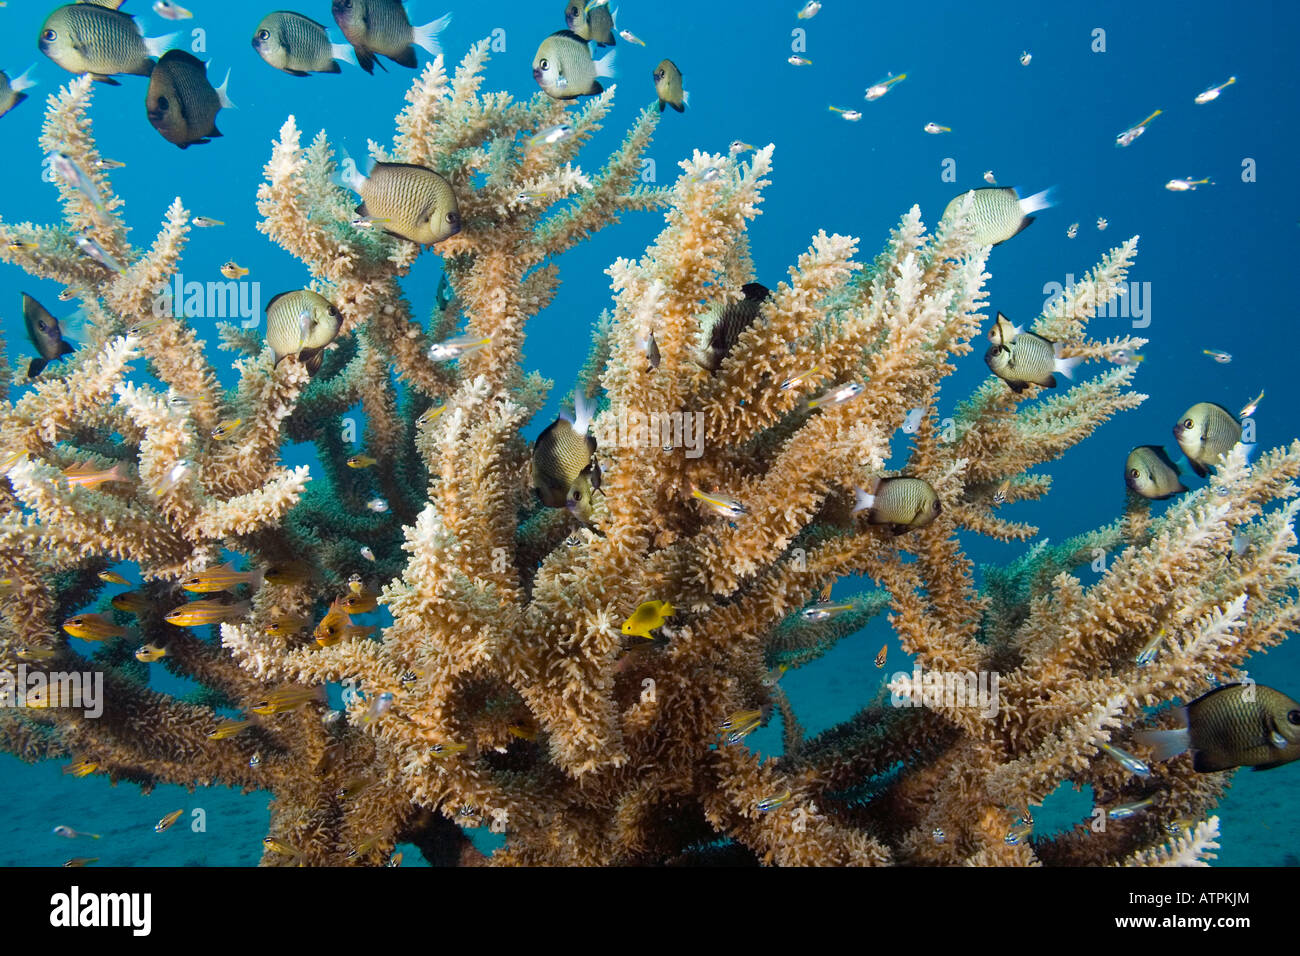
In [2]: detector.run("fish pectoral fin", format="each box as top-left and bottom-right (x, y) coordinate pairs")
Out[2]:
(391, 46), (418, 69)
(671, 101), (685, 113)
(590, 80), (604, 95)
(355, 49), (376, 74)
(1187, 458), (1209, 479)
(1007, 380), (1026, 393)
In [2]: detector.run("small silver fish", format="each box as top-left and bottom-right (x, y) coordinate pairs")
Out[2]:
(74, 234), (124, 273)
(428, 333), (490, 361)
(366, 498), (389, 513)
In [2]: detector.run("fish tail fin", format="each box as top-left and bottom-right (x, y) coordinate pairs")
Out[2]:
(215, 68), (235, 109)
(229, 599), (252, 619)
(90, 834), (100, 840)
(248, 567), (266, 591)
(593, 47), (617, 79)
(1052, 342), (1081, 380)
(1133, 726), (1191, 763)
(412, 12), (453, 56)
(853, 487), (874, 514)
(108, 462), (131, 483)
(573, 390), (595, 436)
(332, 42), (358, 67)
(10, 64), (38, 93)
(681, 90), (690, 109)
(145, 32), (180, 58)
(1018, 186), (1056, 215)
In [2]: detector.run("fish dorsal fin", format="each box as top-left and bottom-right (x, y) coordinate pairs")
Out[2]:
(551, 29), (588, 43)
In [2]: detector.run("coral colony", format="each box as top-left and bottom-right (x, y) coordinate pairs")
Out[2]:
(0, 45), (1294, 866)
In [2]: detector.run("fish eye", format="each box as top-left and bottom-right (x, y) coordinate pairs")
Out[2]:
(1289, 710), (1300, 725)
(69, 617), (83, 626)
(1127, 468), (1139, 478)
(37, 320), (50, 333)
(446, 211), (460, 226)
(257, 29), (270, 40)
(43, 29), (57, 41)
(1184, 419), (1193, 428)
(157, 96), (169, 110)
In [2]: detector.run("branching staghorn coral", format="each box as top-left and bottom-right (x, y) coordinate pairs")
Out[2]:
(1, 44), (1295, 868)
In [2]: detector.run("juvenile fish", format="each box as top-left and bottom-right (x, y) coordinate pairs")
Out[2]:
(21, 293), (76, 377)
(164, 598), (250, 627)
(38, 3), (176, 83)
(533, 30), (616, 100)
(62, 461), (130, 489)
(622, 600), (674, 639)
(331, 0), (451, 74)
(689, 483), (747, 518)
(1173, 402), (1246, 477)
(531, 394), (600, 521)
(427, 333), (490, 361)
(342, 161), (461, 247)
(1136, 683), (1300, 772)
(147, 51), (233, 149)
(853, 476), (942, 535)
(1124, 445), (1186, 500)
(135, 643), (167, 662)
(252, 11), (356, 75)
(0, 66), (37, 119)
(47, 153), (107, 213)
(653, 59), (688, 113)
(942, 186), (1054, 247)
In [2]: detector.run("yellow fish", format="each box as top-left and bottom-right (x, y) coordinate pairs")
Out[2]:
(180, 562), (264, 594)
(346, 455), (377, 469)
(63, 760), (99, 777)
(428, 741), (467, 758)
(220, 261), (249, 279)
(16, 647), (58, 662)
(250, 685), (325, 716)
(417, 404), (446, 426)
(62, 461), (129, 489)
(335, 774), (376, 801)
(208, 718), (254, 740)
(689, 484), (748, 519)
(110, 590), (151, 615)
(211, 418), (242, 440)
(135, 643), (167, 662)
(264, 613), (308, 638)
(98, 570), (131, 586)
(621, 600), (674, 639)
(339, 585), (377, 615)
(875, 644), (888, 668)
(263, 561), (311, 586)
(262, 837), (302, 858)
(314, 600), (353, 647)
(164, 598), (250, 627)
(62, 613), (127, 641)
(507, 723), (538, 741)
(154, 809), (184, 833)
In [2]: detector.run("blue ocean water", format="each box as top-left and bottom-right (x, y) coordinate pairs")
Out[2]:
(0, 0), (1296, 866)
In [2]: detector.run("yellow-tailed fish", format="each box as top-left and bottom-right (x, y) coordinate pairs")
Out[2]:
(180, 561), (264, 594)
(853, 476), (942, 535)
(428, 741), (466, 758)
(417, 404), (446, 426)
(336, 774), (376, 800)
(1202, 348), (1231, 364)
(621, 600), (674, 639)
(192, 216), (224, 227)
(796, 1), (821, 17)
(508, 723), (538, 740)
(864, 72), (905, 100)
(154, 809), (184, 833)
(719, 708), (761, 732)
(347, 454), (377, 469)
(1166, 176), (1212, 192)
(427, 333), (490, 361)
(62, 613), (127, 641)
(527, 123), (574, 148)
(208, 718), (254, 740)
(923, 122), (951, 134)
(1116, 109), (1162, 147)
(164, 598), (250, 627)
(52, 825), (100, 840)
(220, 261), (248, 280)
(135, 643), (167, 663)
(1107, 796), (1156, 819)
(1097, 217), (1108, 231)
(1240, 389), (1264, 419)
(250, 685), (325, 716)
(360, 546), (376, 562)
(780, 365), (821, 391)
(211, 418), (242, 440)
(689, 483), (748, 519)
(263, 837), (301, 857)
(619, 29), (645, 46)
(1195, 76), (1236, 104)
(807, 381), (865, 409)
(800, 601), (854, 621)
(756, 790), (792, 812)
(828, 105), (862, 121)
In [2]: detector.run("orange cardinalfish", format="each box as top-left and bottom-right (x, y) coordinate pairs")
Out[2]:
(164, 598), (250, 627)
(314, 601), (354, 647)
(250, 685), (325, 716)
(154, 809), (184, 833)
(264, 613), (308, 638)
(135, 643), (167, 662)
(180, 561), (265, 594)
(263, 561), (311, 586)
(339, 583), (377, 614)
(63, 759), (99, 777)
(97, 570), (131, 586)
(62, 461), (130, 489)
(208, 718), (254, 740)
(62, 613), (127, 641)
(110, 590), (151, 615)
